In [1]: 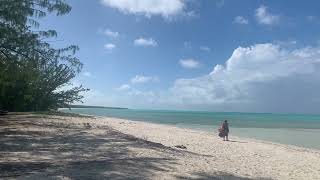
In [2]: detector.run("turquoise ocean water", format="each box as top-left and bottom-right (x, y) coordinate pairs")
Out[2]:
(60, 108), (320, 150)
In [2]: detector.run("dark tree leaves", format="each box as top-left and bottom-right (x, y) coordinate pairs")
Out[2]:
(0, 0), (88, 111)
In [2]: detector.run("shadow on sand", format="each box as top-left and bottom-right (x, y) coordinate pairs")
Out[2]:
(227, 140), (248, 144)
(0, 114), (269, 179)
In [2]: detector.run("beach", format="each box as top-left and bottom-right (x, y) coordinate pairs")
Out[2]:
(61, 108), (320, 150)
(1, 113), (320, 179)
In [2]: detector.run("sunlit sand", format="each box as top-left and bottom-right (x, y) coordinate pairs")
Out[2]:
(1, 114), (319, 179)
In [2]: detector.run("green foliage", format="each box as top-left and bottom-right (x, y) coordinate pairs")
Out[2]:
(0, 0), (89, 111)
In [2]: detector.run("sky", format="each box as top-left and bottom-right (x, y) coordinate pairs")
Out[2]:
(42, 0), (320, 113)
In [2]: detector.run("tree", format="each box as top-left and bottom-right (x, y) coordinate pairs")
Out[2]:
(0, 0), (88, 111)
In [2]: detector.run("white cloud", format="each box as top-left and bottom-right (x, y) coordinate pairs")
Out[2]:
(127, 89), (155, 97)
(104, 29), (119, 38)
(273, 40), (297, 47)
(233, 16), (249, 25)
(131, 75), (159, 84)
(83, 71), (92, 77)
(82, 42), (320, 113)
(104, 43), (116, 50)
(117, 84), (131, 91)
(171, 43), (320, 113)
(127, 89), (159, 105)
(134, 37), (158, 47)
(81, 89), (121, 107)
(101, 0), (186, 18)
(200, 46), (211, 52)
(179, 59), (200, 69)
(255, 5), (280, 25)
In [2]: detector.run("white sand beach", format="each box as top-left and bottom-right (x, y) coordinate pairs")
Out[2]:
(1, 114), (320, 179)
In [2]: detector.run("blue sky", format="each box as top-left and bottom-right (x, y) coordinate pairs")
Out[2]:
(42, 0), (320, 113)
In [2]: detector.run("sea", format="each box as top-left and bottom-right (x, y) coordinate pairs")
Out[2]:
(60, 108), (320, 150)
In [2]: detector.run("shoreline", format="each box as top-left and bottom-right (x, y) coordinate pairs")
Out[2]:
(97, 116), (320, 153)
(98, 116), (320, 179)
(75, 112), (320, 151)
(1, 113), (320, 179)
(59, 107), (320, 150)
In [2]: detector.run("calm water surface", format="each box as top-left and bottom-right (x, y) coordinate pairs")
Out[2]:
(60, 108), (320, 150)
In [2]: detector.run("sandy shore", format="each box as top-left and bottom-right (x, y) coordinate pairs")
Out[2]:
(1, 114), (320, 179)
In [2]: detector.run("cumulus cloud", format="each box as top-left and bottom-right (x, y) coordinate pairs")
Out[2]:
(101, 0), (187, 19)
(134, 37), (158, 47)
(104, 43), (116, 50)
(171, 43), (320, 113)
(233, 16), (249, 25)
(85, 43), (320, 113)
(131, 75), (159, 84)
(112, 86), (159, 107)
(104, 29), (119, 38)
(127, 90), (159, 105)
(179, 59), (200, 69)
(255, 5), (280, 25)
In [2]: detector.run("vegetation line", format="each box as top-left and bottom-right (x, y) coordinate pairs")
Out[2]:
(0, 0), (88, 112)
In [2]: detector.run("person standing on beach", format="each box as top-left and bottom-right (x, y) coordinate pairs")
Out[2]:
(219, 120), (229, 141)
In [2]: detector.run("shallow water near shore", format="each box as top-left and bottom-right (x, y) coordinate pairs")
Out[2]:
(60, 108), (320, 150)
